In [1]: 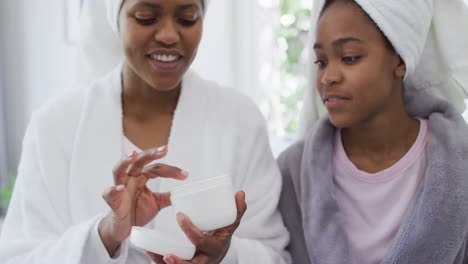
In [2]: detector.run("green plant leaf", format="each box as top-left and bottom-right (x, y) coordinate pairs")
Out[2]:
(0, 176), (16, 209)
(278, 0), (312, 135)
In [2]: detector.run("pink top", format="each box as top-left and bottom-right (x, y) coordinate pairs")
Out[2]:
(333, 120), (429, 264)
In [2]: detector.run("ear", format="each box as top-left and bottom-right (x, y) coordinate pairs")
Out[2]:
(394, 57), (406, 78)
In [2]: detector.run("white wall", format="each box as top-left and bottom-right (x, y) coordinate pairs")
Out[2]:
(192, 0), (260, 100)
(0, 0), (78, 176)
(191, 0), (235, 88)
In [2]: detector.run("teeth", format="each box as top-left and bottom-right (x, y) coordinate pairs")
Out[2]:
(152, 54), (179, 62)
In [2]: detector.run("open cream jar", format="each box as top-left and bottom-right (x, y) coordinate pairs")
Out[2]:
(170, 175), (237, 231)
(130, 175), (237, 259)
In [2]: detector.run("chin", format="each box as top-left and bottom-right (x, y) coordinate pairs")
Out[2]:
(328, 114), (354, 129)
(150, 77), (183, 92)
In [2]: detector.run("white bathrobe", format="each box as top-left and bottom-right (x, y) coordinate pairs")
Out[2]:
(0, 66), (290, 264)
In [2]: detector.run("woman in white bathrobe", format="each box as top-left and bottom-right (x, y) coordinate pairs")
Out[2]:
(0, 0), (290, 263)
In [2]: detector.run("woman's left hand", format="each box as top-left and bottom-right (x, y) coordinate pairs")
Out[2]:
(147, 191), (247, 264)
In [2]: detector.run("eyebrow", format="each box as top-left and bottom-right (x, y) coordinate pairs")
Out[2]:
(313, 37), (364, 49)
(176, 4), (199, 12)
(135, 2), (199, 12)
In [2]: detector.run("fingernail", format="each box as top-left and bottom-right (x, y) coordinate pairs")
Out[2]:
(156, 145), (166, 153)
(181, 170), (189, 178)
(126, 151), (137, 160)
(116, 185), (125, 192)
(163, 256), (175, 264)
(176, 212), (185, 223)
(150, 146), (166, 156)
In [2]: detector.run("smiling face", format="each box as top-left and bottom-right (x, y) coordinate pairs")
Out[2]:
(314, 0), (406, 128)
(119, 0), (203, 92)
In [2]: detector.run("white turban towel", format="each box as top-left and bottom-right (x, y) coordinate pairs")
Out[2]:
(299, 0), (468, 138)
(75, 0), (210, 87)
(106, 0), (210, 33)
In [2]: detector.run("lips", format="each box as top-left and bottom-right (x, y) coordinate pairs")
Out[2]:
(322, 95), (351, 109)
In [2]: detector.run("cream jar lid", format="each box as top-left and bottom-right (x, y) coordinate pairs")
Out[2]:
(130, 226), (196, 260)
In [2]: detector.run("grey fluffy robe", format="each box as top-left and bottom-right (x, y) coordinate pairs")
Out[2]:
(278, 87), (468, 264)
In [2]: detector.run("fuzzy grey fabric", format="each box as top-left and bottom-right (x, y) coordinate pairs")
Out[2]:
(279, 88), (468, 264)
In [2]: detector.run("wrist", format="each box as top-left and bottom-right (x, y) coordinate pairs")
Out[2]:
(98, 214), (122, 257)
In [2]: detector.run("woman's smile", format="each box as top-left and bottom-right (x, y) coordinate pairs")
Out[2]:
(147, 49), (184, 72)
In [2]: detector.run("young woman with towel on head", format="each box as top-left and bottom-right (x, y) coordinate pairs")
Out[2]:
(0, 0), (291, 263)
(278, 0), (468, 263)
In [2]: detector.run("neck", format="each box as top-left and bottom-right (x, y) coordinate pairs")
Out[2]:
(121, 66), (181, 119)
(341, 89), (420, 157)
(342, 115), (419, 157)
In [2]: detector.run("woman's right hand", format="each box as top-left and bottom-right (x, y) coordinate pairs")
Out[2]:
(98, 146), (188, 256)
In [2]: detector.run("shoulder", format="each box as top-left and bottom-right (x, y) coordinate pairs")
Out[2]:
(277, 140), (305, 179)
(21, 87), (87, 165)
(278, 141), (306, 226)
(29, 72), (118, 153)
(31, 87), (86, 135)
(32, 69), (118, 132)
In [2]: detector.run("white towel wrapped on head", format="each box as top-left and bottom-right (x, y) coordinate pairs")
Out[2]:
(105, 0), (210, 36)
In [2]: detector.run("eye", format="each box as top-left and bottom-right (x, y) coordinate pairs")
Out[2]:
(177, 18), (198, 27)
(135, 17), (157, 25)
(314, 59), (328, 69)
(342, 56), (360, 65)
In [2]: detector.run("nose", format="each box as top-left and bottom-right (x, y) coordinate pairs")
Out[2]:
(320, 63), (342, 87)
(154, 18), (180, 46)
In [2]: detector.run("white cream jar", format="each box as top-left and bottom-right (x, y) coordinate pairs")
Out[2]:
(170, 175), (237, 231)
